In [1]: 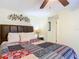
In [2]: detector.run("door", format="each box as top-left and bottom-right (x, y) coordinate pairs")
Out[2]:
(47, 16), (58, 43)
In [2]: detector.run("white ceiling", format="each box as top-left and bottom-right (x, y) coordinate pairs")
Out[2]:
(0, 0), (43, 11)
(0, 0), (79, 16)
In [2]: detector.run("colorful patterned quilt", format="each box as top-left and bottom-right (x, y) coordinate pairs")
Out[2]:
(0, 42), (78, 59)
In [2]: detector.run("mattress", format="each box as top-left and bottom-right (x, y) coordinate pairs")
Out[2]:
(0, 41), (78, 59)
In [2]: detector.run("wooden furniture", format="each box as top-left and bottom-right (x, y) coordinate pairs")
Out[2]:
(0, 25), (33, 45)
(38, 37), (44, 40)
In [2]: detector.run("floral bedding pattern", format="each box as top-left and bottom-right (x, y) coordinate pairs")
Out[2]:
(2, 49), (31, 59)
(1, 44), (31, 59)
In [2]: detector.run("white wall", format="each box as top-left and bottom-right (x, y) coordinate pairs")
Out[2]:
(28, 16), (48, 40)
(57, 9), (79, 57)
(0, 9), (31, 26)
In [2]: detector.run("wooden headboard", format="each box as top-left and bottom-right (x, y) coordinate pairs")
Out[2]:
(0, 25), (33, 44)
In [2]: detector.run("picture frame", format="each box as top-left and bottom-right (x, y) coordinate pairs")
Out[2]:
(48, 21), (51, 31)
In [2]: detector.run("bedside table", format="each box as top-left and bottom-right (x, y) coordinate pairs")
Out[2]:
(38, 37), (44, 40)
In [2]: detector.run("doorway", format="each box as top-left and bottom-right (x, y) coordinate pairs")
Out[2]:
(47, 15), (58, 43)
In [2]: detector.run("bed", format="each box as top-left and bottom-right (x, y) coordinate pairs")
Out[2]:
(0, 41), (78, 59)
(0, 25), (78, 59)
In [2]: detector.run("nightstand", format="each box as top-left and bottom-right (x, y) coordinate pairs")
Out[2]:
(38, 37), (44, 40)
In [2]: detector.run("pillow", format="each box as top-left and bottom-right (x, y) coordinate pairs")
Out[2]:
(20, 32), (37, 42)
(8, 33), (20, 43)
(1, 41), (8, 45)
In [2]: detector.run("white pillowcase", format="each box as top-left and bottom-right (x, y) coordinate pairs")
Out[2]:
(20, 32), (36, 42)
(8, 32), (37, 43)
(8, 33), (20, 43)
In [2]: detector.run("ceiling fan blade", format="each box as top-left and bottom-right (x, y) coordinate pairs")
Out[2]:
(59, 0), (69, 6)
(40, 0), (49, 9)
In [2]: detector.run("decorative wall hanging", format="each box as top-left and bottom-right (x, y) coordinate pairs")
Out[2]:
(8, 14), (30, 22)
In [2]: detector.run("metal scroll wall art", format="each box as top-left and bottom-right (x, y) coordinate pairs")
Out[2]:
(8, 14), (30, 22)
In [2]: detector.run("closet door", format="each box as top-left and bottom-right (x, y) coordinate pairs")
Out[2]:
(1, 25), (10, 42)
(47, 18), (57, 43)
(23, 26), (28, 32)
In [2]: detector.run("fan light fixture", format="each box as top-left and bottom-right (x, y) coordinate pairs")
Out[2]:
(40, 0), (69, 9)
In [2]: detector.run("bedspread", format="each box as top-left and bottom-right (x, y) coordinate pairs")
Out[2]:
(0, 42), (78, 59)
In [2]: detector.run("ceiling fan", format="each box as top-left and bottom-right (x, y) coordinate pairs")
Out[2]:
(40, 0), (69, 9)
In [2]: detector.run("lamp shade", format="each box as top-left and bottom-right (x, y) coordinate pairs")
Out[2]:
(34, 29), (41, 34)
(34, 29), (43, 38)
